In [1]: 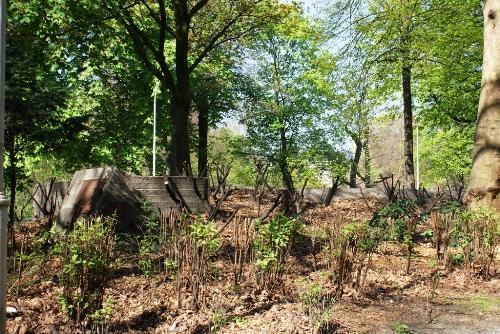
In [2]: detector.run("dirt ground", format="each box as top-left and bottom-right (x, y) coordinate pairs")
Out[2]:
(6, 189), (500, 334)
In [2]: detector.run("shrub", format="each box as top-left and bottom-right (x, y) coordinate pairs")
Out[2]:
(253, 214), (302, 287)
(372, 199), (423, 273)
(58, 216), (116, 329)
(326, 220), (381, 294)
(137, 202), (162, 276)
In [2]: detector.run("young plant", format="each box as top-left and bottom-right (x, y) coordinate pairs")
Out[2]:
(189, 216), (221, 311)
(253, 214), (302, 287)
(298, 280), (334, 334)
(328, 219), (380, 295)
(58, 216), (116, 330)
(138, 202), (161, 276)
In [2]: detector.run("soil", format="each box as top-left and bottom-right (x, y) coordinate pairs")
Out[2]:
(6, 189), (500, 334)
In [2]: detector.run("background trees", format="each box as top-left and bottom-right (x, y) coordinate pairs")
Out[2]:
(5, 0), (497, 215)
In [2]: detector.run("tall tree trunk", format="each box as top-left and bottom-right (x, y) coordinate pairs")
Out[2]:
(198, 103), (209, 177)
(402, 49), (416, 191)
(7, 145), (16, 249)
(169, 0), (192, 176)
(169, 100), (191, 176)
(349, 138), (362, 188)
(465, 0), (500, 211)
(363, 120), (372, 187)
(279, 127), (295, 215)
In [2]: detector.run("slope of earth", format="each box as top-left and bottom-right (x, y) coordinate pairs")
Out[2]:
(6, 189), (500, 334)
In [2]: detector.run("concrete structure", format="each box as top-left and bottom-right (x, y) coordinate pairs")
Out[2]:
(56, 167), (209, 231)
(33, 181), (69, 218)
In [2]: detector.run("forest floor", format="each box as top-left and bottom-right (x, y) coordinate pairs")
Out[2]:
(6, 189), (500, 334)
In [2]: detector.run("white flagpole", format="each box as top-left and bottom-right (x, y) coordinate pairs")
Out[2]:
(153, 90), (157, 176)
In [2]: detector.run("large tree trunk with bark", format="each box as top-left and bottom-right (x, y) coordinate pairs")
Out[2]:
(197, 103), (209, 177)
(465, 0), (500, 211)
(169, 99), (191, 176)
(349, 138), (362, 188)
(401, 47), (416, 191)
(7, 143), (16, 249)
(279, 127), (296, 215)
(168, 1), (192, 176)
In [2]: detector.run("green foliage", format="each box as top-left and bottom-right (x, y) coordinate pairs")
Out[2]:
(298, 280), (333, 333)
(419, 128), (473, 187)
(340, 220), (381, 253)
(392, 322), (412, 334)
(138, 208), (161, 276)
(58, 216), (116, 326)
(240, 9), (347, 189)
(208, 128), (255, 186)
(253, 214), (302, 273)
(189, 218), (221, 256)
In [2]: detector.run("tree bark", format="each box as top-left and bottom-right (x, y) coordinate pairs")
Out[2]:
(401, 45), (416, 191)
(349, 138), (362, 188)
(197, 103), (209, 177)
(169, 99), (191, 176)
(279, 126), (296, 215)
(363, 124), (372, 188)
(465, 0), (500, 211)
(7, 143), (17, 249)
(168, 0), (192, 176)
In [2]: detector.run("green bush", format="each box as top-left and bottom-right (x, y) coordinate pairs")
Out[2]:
(138, 207), (161, 276)
(253, 214), (302, 286)
(58, 216), (116, 328)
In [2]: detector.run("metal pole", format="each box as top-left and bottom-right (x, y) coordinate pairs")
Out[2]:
(0, 0), (10, 331)
(416, 121), (420, 189)
(152, 91), (157, 177)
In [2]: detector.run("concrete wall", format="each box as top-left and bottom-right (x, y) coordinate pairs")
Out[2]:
(33, 181), (70, 218)
(127, 176), (209, 213)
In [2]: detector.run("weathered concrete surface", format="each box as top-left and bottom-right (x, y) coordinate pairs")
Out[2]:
(56, 167), (144, 231)
(56, 167), (209, 231)
(33, 181), (69, 218)
(126, 175), (209, 212)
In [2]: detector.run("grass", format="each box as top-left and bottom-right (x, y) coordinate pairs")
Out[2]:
(459, 294), (500, 313)
(391, 322), (412, 334)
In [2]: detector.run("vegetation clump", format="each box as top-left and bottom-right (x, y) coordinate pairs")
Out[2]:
(57, 216), (116, 330)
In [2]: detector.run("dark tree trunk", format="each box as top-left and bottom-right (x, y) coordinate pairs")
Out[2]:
(168, 0), (192, 176)
(198, 103), (209, 177)
(401, 16), (416, 191)
(7, 144), (16, 249)
(349, 138), (362, 188)
(169, 99), (191, 176)
(402, 63), (415, 191)
(279, 127), (295, 215)
(363, 123), (372, 188)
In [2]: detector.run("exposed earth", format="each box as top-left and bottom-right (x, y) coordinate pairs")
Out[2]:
(6, 189), (500, 334)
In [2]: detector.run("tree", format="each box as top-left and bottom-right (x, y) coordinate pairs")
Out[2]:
(240, 12), (344, 213)
(465, 0), (500, 211)
(97, 0), (285, 175)
(6, 1), (88, 230)
(329, 0), (482, 191)
(191, 48), (241, 177)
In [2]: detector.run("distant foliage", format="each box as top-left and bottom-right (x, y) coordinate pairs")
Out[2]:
(419, 128), (473, 187)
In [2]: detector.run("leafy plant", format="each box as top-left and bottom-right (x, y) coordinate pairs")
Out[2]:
(298, 280), (334, 333)
(253, 214), (302, 287)
(372, 199), (422, 273)
(138, 202), (161, 276)
(327, 219), (381, 294)
(392, 322), (411, 334)
(58, 216), (116, 330)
